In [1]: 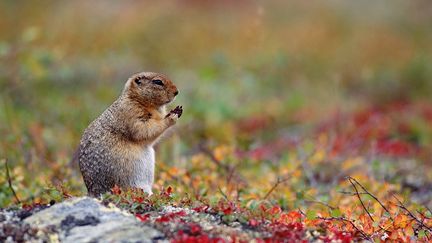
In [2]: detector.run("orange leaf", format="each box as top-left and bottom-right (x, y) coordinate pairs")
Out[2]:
(270, 205), (282, 215)
(394, 214), (408, 228)
(388, 201), (399, 215)
(404, 225), (414, 236)
(390, 230), (399, 240)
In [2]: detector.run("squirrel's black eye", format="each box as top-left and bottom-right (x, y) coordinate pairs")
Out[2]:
(152, 79), (164, 86)
(135, 78), (142, 85)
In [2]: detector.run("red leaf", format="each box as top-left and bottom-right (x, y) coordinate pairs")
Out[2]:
(135, 213), (150, 222)
(189, 223), (202, 235)
(249, 219), (259, 227)
(166, 186), (173, 195)
(132, 196), (145, 203)
(156, 210), (187, 223)
(376, 139), (413, 156)
(193, 205), (210, 213)
(223, 205), (233, 215)
(111, 185), (121, 195)
(156, 215), (171, 223)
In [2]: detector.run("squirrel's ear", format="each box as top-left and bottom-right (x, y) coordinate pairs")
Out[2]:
(134, 77), (142, 85)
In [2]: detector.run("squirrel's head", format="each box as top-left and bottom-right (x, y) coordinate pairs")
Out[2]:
(124, 72), (179, 107)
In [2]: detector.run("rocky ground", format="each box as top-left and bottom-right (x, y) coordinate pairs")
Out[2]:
(0, 197), (281, 243)
(1, 174), (431, 243)
(0, 197), (162, 242)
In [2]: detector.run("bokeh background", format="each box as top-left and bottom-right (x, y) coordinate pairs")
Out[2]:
(1, 0), (432, 208)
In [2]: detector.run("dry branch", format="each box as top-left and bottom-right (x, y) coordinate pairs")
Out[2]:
(198, 144), (246, 189)
(304, 200), (336, 210)
(318, 216), (372, 241)
(393, 195), (432, 233)
(198, 144), (230, 171)
(263, 176), (290, 200)
(5, 159), (21, 204)
(158, 166), (191, 190)
(345, 176), (394, 235)
(347, 177), (375, 222)
(217, 186), (229, 200)
(348, 176), (392, 218)
(338, 190), (369, 196)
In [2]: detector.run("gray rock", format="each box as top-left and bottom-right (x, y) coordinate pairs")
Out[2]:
(24, 197), (166, 243)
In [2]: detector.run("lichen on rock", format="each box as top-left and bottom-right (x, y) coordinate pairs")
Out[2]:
(24, 197), (166, 243)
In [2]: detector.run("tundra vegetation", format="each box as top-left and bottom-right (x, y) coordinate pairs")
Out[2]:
(1, 1), (432, 242)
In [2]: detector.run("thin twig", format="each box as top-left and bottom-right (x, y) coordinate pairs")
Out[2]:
(198, 144), (230, 171)
(338, 190), (369, 195)
(217, 186), (228, 200)
(226, 163), (239, 185)
(426, 206), (432, 217)
(235, 183), (241, 202)
(348, 176), (392, 218)
(158, 166), (191, 189)
(416, 210), (432, 221)
(198, 144), (246, 188)
(298, 147), (318, 187)
(298, 208), (306, 216)
(347, 177), (395, 234)
(5, 159), (21, 204)
(347, 177), (374, 222)
(304, 200), (336, 210)
(263, 176), (290, 200)
(318, 216), (372, 241)
(393, 195), (432, 233)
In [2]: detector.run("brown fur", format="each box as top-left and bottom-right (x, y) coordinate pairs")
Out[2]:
(78, 72), (182, 196)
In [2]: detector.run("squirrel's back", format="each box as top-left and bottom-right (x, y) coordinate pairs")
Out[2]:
(79, 100), (126, 195)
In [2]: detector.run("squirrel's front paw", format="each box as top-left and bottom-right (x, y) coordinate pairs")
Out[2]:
(165, 106), (183, 124)
(172, 105), (183, 117)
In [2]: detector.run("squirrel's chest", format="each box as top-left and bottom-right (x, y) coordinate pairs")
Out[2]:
(126, 146), (155, 192)
(132, 146), (155, 166)
(116, 144), (155, 169)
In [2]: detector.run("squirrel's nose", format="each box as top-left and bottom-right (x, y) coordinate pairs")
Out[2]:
(174, 90), (179, 96)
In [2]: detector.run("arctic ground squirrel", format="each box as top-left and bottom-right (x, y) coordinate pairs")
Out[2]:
(78, 72), (182, 196)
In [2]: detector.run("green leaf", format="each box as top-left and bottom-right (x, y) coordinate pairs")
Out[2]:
(222, 214), (236, 223)
(296, 191), (304, 200)
(371, 160), (380, 172)
(302, 140), (315, 154)
(248, 200), (259, 210)
(306, 210), (317, 220)
(331, 209), (342, 218)
(383, 211), (391, 218)
(362, 194), (374, 201)
(418, 230), (426, 238)
(237, 215), (248, 224)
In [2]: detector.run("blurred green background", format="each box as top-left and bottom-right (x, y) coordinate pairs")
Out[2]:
(1, 0), (432, 206)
